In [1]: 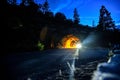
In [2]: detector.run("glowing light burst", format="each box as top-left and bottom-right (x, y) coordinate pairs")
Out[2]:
(60, 34), (81, 48)
(76, 43), (82, 49)
(65, 38), (77, 48)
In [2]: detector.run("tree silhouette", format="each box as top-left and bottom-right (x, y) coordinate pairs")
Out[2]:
(21, 0), (28, 5)
(55, 12), (66, 25)
(2, 0), (119, 53)
(27, 0), (39, 14)
(42, 0), (50, 14)
(97, 5), (115, 31)
(73, 8), (80, 24)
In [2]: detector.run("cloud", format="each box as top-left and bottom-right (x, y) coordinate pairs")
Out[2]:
(53, 0), (71, 13)
(53, 0), (92, 13)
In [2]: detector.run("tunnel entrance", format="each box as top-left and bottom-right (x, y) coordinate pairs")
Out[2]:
(59, 34), (81, 48)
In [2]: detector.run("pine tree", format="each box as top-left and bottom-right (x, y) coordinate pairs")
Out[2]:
(97, 5), (115, 31)
(42, 0), (50, 14)
(73, 8), (80, 24)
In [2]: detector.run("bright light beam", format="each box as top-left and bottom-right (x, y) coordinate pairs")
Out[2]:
(68, 48), (80, 80)
(68, 58), (76, 80)
(76, 43), (82, 49)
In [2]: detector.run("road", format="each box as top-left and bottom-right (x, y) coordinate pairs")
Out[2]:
(1, 48), (109, 80)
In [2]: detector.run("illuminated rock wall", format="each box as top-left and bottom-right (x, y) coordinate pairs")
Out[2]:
(59, 34), (81, 48)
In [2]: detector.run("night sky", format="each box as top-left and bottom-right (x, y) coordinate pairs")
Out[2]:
(18, 0), (120, 26)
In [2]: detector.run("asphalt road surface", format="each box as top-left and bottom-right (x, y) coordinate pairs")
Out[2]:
(1, 48), (109, 80)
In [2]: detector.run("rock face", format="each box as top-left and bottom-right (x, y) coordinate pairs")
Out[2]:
(59, 34), (81, 48)
(92, 51), (120, 80)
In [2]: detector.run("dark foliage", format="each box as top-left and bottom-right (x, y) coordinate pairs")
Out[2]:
(73, 8), (80, 24)
(1, 1), (120, 54)
(97, 5), (115, 31)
